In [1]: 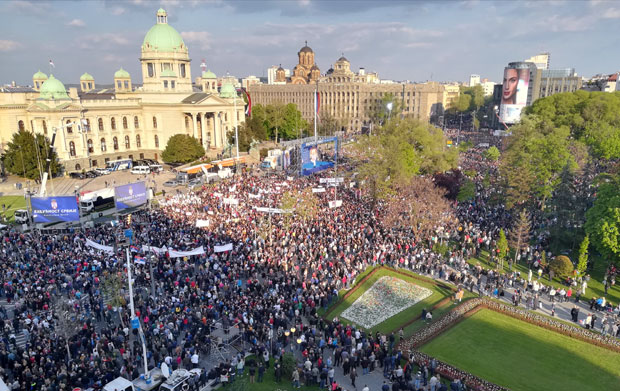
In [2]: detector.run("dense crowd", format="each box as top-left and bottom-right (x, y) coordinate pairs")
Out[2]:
(0, 141), (618, 391)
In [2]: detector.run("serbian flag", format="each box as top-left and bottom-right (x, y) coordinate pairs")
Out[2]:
(241, 88), (252, 117)
(134, 255), (146, 265)
(130, 245), (140, 253)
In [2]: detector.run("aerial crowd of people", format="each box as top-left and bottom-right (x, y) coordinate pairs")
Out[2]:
(0, 128), (618, 391)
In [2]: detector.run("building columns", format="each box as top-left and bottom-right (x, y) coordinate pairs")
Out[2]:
(191, 113), (198, 139)
(199, 113), (205, 148)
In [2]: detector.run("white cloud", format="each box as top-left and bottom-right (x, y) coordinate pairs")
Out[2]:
(111, 7), (126, 15)
(0, 40), (20, 52)
(601, 7), (620, 18)
(77, 33), (131, 49)
(67, 18), (86, 27)
(181, 31), (211, 50)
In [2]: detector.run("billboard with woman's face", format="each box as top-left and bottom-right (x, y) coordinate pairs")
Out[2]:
(499, 66), (530, 123)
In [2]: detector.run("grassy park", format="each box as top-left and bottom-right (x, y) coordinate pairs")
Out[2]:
(0, 195), (27, 223)
(322, 267), (455, 337)
(420, 309), (620, 391)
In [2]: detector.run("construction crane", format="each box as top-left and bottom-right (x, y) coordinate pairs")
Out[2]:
(39, 118), (89, 196)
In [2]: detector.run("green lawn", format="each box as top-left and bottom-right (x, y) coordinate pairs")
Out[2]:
(323, 267), (453, 335)
(420, 309), (620, 391)
(467, 249), (620, 305)
(0, 195), (27, 223)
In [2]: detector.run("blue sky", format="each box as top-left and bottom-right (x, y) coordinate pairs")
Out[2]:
(1, 0), (619, 86)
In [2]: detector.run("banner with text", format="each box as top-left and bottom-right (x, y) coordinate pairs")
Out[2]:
(31, 196), (79, 223)
(114, 182), (147, 210)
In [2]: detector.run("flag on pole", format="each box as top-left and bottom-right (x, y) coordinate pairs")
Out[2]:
(134, 255), (146, 265)
(241, 88), (252, 117)
(49, 59), (55, 68)
(130, 245), (140, 253)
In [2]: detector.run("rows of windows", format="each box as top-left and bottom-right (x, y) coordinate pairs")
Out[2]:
(146, 62), (187, 78)
(76, 134), (146, 156)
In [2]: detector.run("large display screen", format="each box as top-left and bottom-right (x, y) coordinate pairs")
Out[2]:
(499, 65), (530, 124)
(301, 137), (338, 176)
(31, 196), (80, 223)
(114, 182), (147, 210)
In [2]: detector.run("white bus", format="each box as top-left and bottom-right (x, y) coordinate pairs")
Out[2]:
(105, 159), (133, 171)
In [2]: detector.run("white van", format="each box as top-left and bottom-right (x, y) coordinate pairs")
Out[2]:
(131, 166), (150, 175)
(148, 163), (163, 173)
(103, 377), (133, 391)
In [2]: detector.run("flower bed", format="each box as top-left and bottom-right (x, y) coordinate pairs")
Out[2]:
(340, 276), (432, 329)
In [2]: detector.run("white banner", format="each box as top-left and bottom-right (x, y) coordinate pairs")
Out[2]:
(142, 245), (167, 255)
(214, 243), (233, 253)
(196, 219), (210, 228)
(213, 192), (223, 198)
(229, 185), (236, 193)
(168, 246), (205, 258)
(248, 193), (261, 199)
(349, 182), (356, 188)
(223, 197), (239, 206)
(328, 200), (343, 209)
(320, 177), (344, 184)
(287, 176), (294, 181)
(312, 187), (326, 193)
(255, 207), (284, 214)
(85, 238), (114, 254)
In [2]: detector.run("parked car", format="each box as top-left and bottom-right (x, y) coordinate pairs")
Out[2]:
(85, 171), (99, 178)
(163, 179), (180, 187)
(70, 172), (85, 179)
(94, 168), (110, 175)
(187, 178), (204, 190)
(131, 166), (150, 175)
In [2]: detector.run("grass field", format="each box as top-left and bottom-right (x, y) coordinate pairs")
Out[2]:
(467, 249), (620, 305)
(0, 195), (27, 223)
(420, 309), (620, 391)
(324, 267), (453, 336)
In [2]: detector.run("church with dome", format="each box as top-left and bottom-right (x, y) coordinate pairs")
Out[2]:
(0, 8), (243, 173)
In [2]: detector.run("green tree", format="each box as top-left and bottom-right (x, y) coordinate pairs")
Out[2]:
(354, 118), (457, 205)
(229, 114), (268, 152)
(577, 235), (589, 276)
(264, 102), (307, 142)
(550, 255), (574, 278)
(2, 129), (60, 179)
(585, 173), (620, 265)
(370, 93), (402, 124)
(161, 134), (205, 164)
(457, 179), (475, 202)
(497, 229), (509, 270)
(484, 146), (500, 161)
(454, 93), (472, 113)
(508, 210), (531, 267)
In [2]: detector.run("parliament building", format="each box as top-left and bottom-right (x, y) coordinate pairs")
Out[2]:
(0, 9), (244, 173)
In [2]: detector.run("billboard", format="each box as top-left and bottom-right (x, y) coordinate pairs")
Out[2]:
(499, 63), (530, 124)
(114, 182), (147, 210)
(31, 196), (80, 223)
(301, 137), (338, 176)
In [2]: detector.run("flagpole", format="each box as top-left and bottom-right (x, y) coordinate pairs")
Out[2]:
(234, 92), (239, 171)
(314, 85), (318, 144)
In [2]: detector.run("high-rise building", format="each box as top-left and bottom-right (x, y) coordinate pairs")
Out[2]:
(0, 8), (244, 172)
(524, 52), (550, 70)
(469, 74), (481, 87)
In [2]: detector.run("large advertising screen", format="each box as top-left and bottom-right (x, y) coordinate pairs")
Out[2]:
(301, 137), (338, 176)
(114, 182), (147, 210)
(499, 65), (530, 124)
(31, 196), (80, 223)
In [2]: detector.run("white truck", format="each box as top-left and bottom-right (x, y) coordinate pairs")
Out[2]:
(14, 209), (30, 224)
(79, 188), (115, 216)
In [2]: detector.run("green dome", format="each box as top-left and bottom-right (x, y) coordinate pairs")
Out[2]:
(219, 82), (237, 98)
(142, 9), (186, 53)
(80, 72), (94, 81)
(33, 70), (48, 80)
(202, 70), (216, 79)
(114, 68), (130, 78)
(161, 69), (177, 77)
(39, 74), (70, 100)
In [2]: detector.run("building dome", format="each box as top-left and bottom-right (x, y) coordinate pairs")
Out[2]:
(114, 68), (130, 78)
(299, 45), (313, 53)
(142, 9), (186, 52)
(311, 65), (320, 71)
(202, 70), (216, 79)
(39, 74), (70, 100)
(337, 56), (349, 62)
(33, 70), (48, 80)
(80, 72), (94, 81)
(219, 82), (237, 98)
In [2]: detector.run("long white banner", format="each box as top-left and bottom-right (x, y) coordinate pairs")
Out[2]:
(320, 177), (344, 184)
(168, 246), (205, 258)
(142, 245), (168, 255)
(85, 238), (114, 254)
(328, 200), (343, 208)
(312, 187), (326, 193)
(214, 243), (233, 253)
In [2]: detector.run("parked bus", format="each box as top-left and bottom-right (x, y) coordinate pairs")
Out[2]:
(105, 159), (133, 171)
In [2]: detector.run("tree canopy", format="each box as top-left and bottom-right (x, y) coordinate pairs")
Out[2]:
(2, 129), (60, 179)
(161, 134), (205, 164)
(585, 172), (620, 265)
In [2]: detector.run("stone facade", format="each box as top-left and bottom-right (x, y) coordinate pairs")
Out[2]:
(0, 9), (243, 173)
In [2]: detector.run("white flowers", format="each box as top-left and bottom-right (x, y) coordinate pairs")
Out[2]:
(341, 276), (432, 329)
